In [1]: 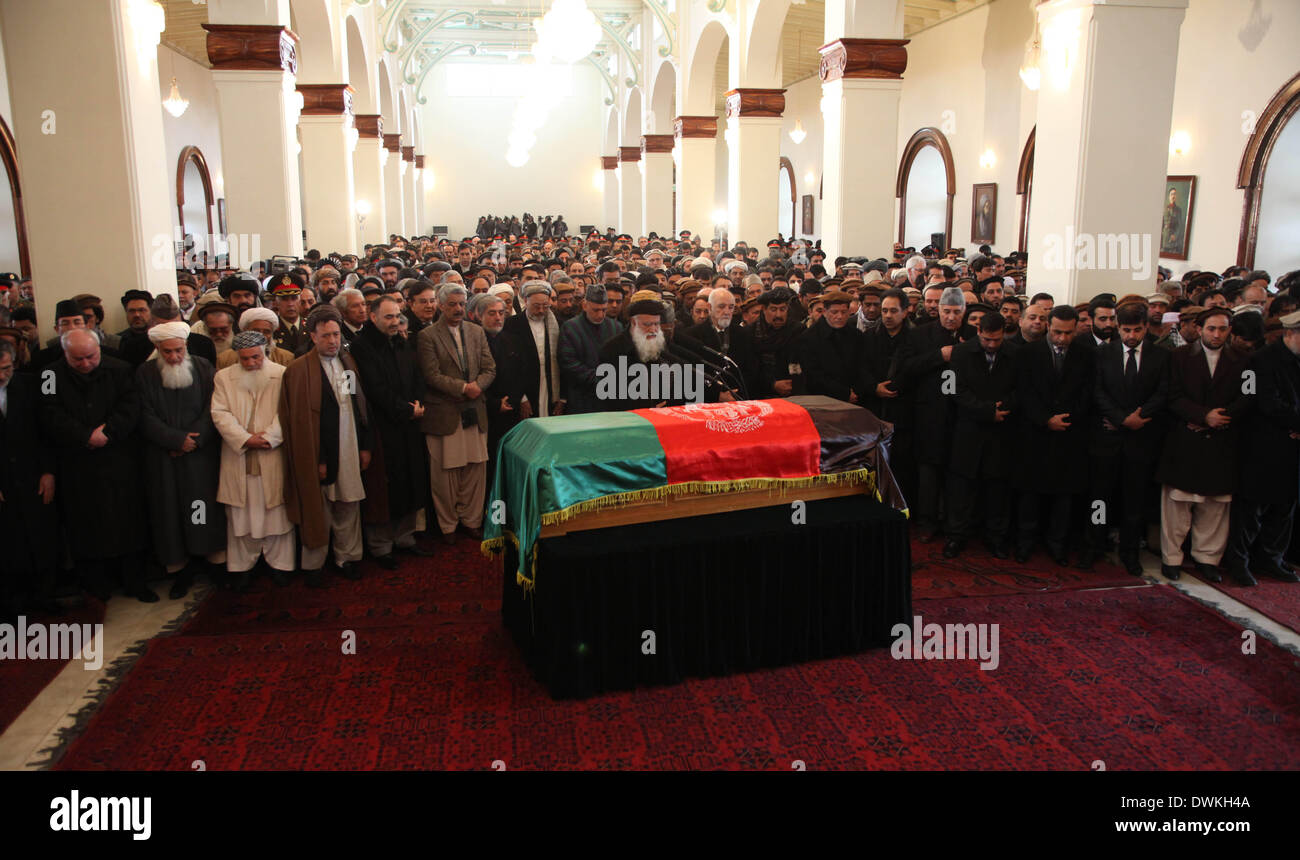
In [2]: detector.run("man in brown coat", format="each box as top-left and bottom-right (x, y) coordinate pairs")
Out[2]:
(280, 305), (372, 587)
(418, 283), (496, 543)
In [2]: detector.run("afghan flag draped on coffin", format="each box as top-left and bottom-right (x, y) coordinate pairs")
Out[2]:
(482, 394), (908, 589)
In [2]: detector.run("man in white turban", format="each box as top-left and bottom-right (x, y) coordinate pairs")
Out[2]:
(135, 319), (226, 597)
(215, 306), (297, 370)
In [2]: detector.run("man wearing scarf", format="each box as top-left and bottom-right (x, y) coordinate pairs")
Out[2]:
(135, 321), (226, 598)
(501, 280), (565, 418)
(280, 305), (372, 587)
(211, 330), (293, 590)
(749, 287), (802, 398)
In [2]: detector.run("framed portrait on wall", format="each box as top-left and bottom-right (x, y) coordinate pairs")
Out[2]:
(971, 183), (997, 245)
(801, 195), (814, 235)
(1160, 175), (1196, 260)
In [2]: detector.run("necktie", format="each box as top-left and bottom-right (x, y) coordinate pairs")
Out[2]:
(1125, 347), (1138, 390)
(1052, 347), (1064, 374)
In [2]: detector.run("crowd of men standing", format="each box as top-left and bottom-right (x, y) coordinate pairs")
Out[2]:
(1, 230), (1298, 619)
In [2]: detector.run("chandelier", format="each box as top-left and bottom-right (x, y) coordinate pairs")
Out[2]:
(163, 77), (189, 117)
(532, 0), (601, 64)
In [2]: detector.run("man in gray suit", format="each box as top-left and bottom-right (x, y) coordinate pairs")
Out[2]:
(418, 283), (497, 544)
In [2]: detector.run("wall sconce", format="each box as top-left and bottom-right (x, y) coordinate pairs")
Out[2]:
(979, 148), (996, 169)
(355, 199), (370, 231)
(1169, 130), (1190, 157)
(803, 171), (815, 185)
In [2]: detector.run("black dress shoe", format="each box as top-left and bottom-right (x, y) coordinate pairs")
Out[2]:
(132, 587), (160, 604)
(1194, 562), (1223, 583)
(338, 561), (363, 581)
(1227, 566), (1258, 587)
(228, 571), (251, 593)
(1256, 564), (1300, 583)
(1076, 549), (1097, 571)
(441, 532), (457, 546)
(271, 570), (292, 587)
(398, 543), (434, 557)
(169, 569), (195, 600)
(942, 539), (964, 559)
(1050, 551), (1069, 568)
(1161, 564), (1182, 581)
(303, 569), (326, 589)
(373, 554), (399, 571)
(1120, 554), (1143, 577)
(1014, 547), (1031, 564)
(987, 542), (1010, 560)
(915, 526), (936, 544)
(459, 525), (484, 541)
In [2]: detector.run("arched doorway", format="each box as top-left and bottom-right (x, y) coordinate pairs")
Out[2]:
(0, 115), (29, 277)
(778, 156), (796, 240)
(1017, 127), (1035, 254)
(1238, 72), (1300, 274)
(176, 145), (215, 266)
(896, 127), (955, 251)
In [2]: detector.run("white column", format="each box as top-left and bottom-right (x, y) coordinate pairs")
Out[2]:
(819, 35), (906, 260)
(617, 147), (642, 236)
(414, 155), (427, 237)
(352, 116), (387, 246)
(641, 135), (675, 239)
(402, 147), (418, 235)
(725, 92), (784, 246)
(601, 156), (619, 231)
(1027, 0), (1189, 304)
(297, 86), (357, 255)
(383, 135), (405, 238)
(200, 21), (303, 260)
(0, 0), (177, 333)
(674, 119), (717, 239)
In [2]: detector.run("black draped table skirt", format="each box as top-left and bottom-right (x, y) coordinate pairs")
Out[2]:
(501, 495), (912, 699)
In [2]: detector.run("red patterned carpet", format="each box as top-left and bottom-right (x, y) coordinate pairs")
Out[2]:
(910, 538), (1140, 598)
(1189, 570), (1300, 634)
(52, 555), (1300, 769)
(0, 600), (106, 735)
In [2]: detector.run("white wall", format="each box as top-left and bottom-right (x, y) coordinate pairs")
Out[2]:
(0, 30), (18, 274)
(757, 0), (1300, 276)
(420, 62), (605, 239)
(1164, 0), (1300, 277)
(1253, 115), (1300, 281)
(157, 46), (225, 258)
(779, 75), (823, 242)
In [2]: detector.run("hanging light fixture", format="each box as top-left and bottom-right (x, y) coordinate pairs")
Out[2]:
(532, 0), (601, 64)
(789, 119), (807, 145)
(163, 77), (189, 117)
(1018, 34), (1041, 91)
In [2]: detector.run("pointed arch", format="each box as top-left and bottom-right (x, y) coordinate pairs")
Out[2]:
(176, 145), (215, 246)
(1016, 126), (1035, 254)
(1237, 71), (1300, 267)
(0, 115), (29, 277)
(896, 127), (955, 248)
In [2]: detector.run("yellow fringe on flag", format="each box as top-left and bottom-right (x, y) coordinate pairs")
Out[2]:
(537, 469), (878, 527)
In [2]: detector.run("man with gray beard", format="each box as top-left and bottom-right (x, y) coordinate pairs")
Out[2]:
(211, 331), (294, 590)
(135, 322), (226, 597)
(681, 287), (759, 401)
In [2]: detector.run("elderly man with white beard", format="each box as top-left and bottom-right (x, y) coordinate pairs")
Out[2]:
(215, 307), (296, 370)
(210, 331), (294, 591)
(135, 321), (227, 598)
(596, 296), (692, 411)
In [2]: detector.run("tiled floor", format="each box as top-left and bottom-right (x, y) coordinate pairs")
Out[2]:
(2, 556), (1298, 771)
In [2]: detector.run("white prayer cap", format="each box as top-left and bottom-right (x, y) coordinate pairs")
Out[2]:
(239, 307), (278, 330)
(488, 283), (515, 300)
(148, 321), (191, 345)
(723, 260), (747, 273)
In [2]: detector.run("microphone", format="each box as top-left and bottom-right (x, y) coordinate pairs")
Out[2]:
(671, 336), (727, 373)
(673, 337), (747, 398)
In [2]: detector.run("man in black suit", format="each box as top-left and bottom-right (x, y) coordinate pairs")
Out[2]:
(0, 341), (59, 616)
(943, 312), (1018, 558)
(1155, 307), (1250, 581)
(796, 291), (869, 405)
(1087, 301), (1169, 575)
(1014, 305), (1094, 565)
(896, 286), (969, 541)
(681, 287), (759, 401)
(1221, 310), (1300, 585)
(862, 288), (916, 498)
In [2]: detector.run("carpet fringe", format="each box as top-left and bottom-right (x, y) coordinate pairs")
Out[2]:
(29, 583), (216, 770)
